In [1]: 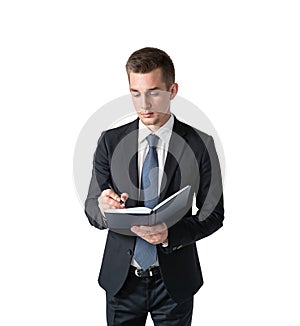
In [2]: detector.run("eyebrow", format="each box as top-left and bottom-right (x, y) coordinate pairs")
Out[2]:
(130, 87), (162, 92)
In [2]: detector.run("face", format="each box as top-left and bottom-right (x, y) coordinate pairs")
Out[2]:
(129, 68), (178, 131)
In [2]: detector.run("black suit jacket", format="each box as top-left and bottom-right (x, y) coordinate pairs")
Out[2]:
(85, 116), (224, 303)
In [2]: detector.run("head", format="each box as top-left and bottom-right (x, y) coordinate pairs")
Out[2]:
(126, 47), (178, 131)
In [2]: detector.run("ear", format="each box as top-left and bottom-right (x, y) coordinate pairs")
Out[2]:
(169, 83), (178, 100)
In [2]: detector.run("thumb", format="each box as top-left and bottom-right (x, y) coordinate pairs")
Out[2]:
(120, 193), (129, 203)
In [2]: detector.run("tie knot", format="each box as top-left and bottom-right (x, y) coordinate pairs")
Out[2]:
(146, 134), (159, 148)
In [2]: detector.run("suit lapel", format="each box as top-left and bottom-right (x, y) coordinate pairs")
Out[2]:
(159, 117), (188, 201)
(112, 119), (139, 207)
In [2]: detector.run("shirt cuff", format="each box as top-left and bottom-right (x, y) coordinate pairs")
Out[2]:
(161, 240), (169, 247)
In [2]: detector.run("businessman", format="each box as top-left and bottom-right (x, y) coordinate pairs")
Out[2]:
(85, 47), (224, 325)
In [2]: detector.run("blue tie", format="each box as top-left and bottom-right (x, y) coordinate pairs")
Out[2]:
(134, 134), (159, 271)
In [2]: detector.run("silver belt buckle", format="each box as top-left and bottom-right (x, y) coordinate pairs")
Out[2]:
(134, 268), (143, 277)
(134, 267), (153, 277)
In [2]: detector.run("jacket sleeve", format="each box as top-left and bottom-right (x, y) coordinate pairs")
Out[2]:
(84, 132), (110, 230)
(161, 136), (224, 253)
(84, 167), (108, 230)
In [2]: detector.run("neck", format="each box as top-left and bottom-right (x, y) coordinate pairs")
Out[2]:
(147, 114), (172, 132)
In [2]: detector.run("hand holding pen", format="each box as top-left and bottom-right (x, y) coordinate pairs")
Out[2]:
(98, 189), (128, 216)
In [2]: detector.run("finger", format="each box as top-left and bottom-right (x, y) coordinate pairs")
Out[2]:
(102, 189), (118, 198)
(100, 196), (124, 210)
(103, 189), (122, 202)
(101, 189), (126, 208)
(131, 226), (150, 237)
(106, 198), (124, 209)
(140, 233), (166, 245)
(131, 226), (141, 235)
(131, 227), (152, 236)
(131, 228), (161, 239)
(120, 193), (129, 205)
(135, 224), (166, 235)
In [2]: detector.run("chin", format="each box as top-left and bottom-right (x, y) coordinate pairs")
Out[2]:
(141, 118), (158, 126)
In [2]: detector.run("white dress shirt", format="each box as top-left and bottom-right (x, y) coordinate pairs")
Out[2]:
(137, 114), (174, 194)
(131, 114), (174, 268)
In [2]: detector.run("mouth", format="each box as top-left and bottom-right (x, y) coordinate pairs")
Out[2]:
(140, 112), (154, 118)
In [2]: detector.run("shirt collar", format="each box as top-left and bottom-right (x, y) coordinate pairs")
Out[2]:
(138, 114), (174, 145)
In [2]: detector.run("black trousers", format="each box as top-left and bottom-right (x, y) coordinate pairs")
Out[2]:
(106, 269), (193, 326)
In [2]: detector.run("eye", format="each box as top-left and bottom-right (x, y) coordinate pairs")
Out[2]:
(131, 91), (140, 97)
(148, 91), (159, 97)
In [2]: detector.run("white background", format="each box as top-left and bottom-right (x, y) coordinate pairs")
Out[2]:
(1, 1), (299, 325)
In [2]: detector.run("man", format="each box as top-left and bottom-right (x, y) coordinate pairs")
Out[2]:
(85, 47), (224, 325)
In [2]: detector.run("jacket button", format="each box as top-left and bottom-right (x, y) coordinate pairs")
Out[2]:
(127, 249), (133, 256)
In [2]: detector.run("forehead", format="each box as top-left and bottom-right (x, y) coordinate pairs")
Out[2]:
(129, 68), (166, 90)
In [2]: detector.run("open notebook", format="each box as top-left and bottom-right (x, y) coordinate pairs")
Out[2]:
(105, 185), (191, 232)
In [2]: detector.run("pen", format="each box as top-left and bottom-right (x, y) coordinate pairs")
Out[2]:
(111, 193), (127, 206)
(113, 196), (125, 206)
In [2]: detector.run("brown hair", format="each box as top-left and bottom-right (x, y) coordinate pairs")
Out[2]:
(126, 47), (175, 89)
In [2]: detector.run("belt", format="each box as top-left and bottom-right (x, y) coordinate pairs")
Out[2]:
(129, 265), (160, 278)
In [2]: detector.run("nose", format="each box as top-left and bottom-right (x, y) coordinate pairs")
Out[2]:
(141, 94), (151, 110)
